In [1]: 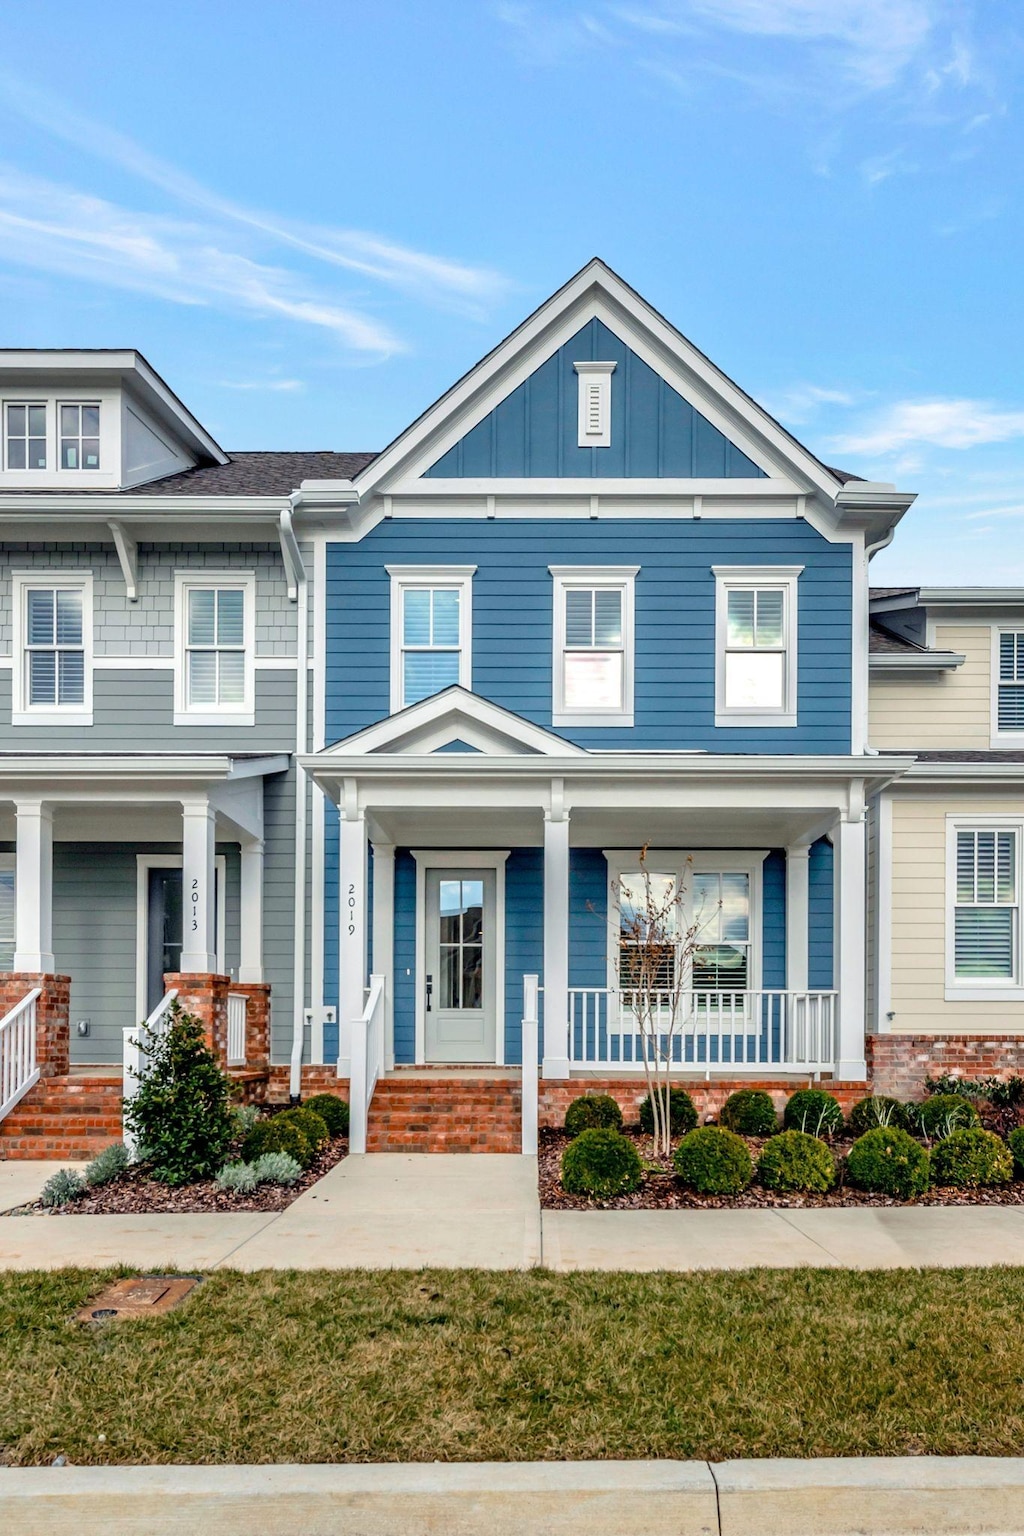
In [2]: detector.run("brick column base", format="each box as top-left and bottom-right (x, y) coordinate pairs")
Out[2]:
(868, 1034), (1024, 1100)
(0, 973), (70, 1078)
(162, 973), (230, 1067)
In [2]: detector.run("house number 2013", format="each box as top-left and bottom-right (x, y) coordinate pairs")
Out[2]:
(191, 878), (200, 932)
(347, 883), (357, 937)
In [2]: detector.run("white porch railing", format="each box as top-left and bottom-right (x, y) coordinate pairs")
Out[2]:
(122, 988), (179, 1157)
(566, 988), (839, 1073)
(0, 987), (42, 1123)
(348, 974), (386, 1156)
(226, 993), (247, 1067)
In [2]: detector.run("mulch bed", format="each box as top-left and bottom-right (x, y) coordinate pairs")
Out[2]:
(538, 1127), (1024, 1210)
(7, 1137), (348, 1217)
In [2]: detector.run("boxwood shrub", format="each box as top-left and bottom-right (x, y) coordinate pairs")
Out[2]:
(673, 1127), (753, 1195)
(782, 1089), (844, 1139)
(930, 1127), (1013, 1189)
(286, 1107), (330, 1154)
(1008, 1125), (1024, 1179)
(564, 1093), (623, 1137)
(846, 1126), (929, 1200)
(757, 1129), (836, 1193)
(303, 1093), (350, 1138)
(719, 1089), (777, 1137)
(638, 1088), (697, 1138)
(242, 1112), (316, 1170)
(913, 1094), (980, 1141)
(847, 1095), (908, 1136)
(561, 1128), (643, 1199)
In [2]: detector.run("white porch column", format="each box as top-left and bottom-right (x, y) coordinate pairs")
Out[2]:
(785, 842), (810, 994)
(180, 798), (218, 973)
(13, 798), (54, 972)
(238, 838), (264, 983)
(542, 785), (571, 1079)
(371, 841), (396, 1071)
(337, 781), (367, 1078)
(834, 800), (868, 1080)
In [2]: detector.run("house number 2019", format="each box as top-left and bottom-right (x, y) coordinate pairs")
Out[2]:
(347, 883), (357, 937)
(191, 878), (199, 932)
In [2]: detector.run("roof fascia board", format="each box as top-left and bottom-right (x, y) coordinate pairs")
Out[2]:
(869, 592), (921, 614)
(918, 588), (1024, 607)
(869, 651), (965, 671)
(898, 762), (1024, 784)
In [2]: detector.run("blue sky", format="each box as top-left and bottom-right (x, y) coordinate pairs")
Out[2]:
(0, 1), (1021, 582)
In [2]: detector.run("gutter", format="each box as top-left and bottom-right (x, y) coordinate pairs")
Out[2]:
(869, 651), (965, 672)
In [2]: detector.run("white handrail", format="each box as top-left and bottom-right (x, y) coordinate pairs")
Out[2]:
(347, 974), (385, 1156)
(0, 987), (42, 1123)
(521, 974), (539, 1155)
(122, 988), (179, 1157)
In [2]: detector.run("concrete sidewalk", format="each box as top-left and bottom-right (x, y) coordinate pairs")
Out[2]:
(3, 1154), (1024, 1271)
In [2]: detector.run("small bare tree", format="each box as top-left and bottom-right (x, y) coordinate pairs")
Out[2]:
(611, 847), (720, 1156)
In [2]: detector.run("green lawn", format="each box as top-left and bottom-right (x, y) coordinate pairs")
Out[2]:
(3, 1267), (1024, 1465)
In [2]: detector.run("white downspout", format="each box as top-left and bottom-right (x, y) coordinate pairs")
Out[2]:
(283, 498), (309, 1101)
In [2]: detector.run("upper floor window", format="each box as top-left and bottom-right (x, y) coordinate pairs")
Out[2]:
(387, 565), (474, 713)
(949, 823), (1020, 992)
(174, 573), (255, 726)
(995, 630), (1024, 737)
(59, 402), (100, 470)
(713, 565), (801, 728)
(4, 403), (47, 470)
(11, 572), (93, 726)
(550, 566), (637, 727)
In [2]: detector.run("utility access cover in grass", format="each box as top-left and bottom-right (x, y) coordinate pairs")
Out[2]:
(76, 1276), (201, 1323)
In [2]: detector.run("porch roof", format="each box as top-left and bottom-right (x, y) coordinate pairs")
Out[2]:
(0, 752), (288, 791)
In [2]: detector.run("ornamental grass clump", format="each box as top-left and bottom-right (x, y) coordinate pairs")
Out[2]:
(930, 1128), (1013, 1189)
(783, 1088), (844, 1139)
(83, 1142), (129, 1189)
(846, 1127), (930, 1200)
(673, 1127), (752, 1195)
(719, 1089), (777, 1137)
(848, 1096), (908, 1136)
(123, 1003), (235, 1186)
(303, 1094), (350, 1138)
(561, 1128), (643, 1199)
(638, 1088), (697, 1139)
(564, 1094), (623, 1137)
(39, 1168), (85, 1208)
(758, 1130), (836, 1194)
(913, 1094), (980, 1142)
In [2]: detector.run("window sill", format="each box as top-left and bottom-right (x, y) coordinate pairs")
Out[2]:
(945, 986), (1024, 1003)
(552, 711), (634, 728)
(173, 711), (255, 728)
(715, 712), (797, 729)
(12, 709), (93, 727)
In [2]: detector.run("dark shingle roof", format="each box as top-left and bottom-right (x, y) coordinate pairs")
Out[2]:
(870, 586), (919, 601)
(141, 451), (377, 495)
(825, 466), (865, 485)
(881, 750), (1024, 764)
(869, 620), (927, 655)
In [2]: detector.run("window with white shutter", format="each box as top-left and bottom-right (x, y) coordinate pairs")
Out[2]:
(550, 566), (637, 726)
(386, 566), (474, 713)
(952, 827), (1019, 982)
(996, 631), (1024, 734)
(12, 572), (93, 725)
(174, 572), (255, 725)
(714, 566), (801, 727)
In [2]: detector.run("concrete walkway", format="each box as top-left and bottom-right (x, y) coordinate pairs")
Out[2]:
(4, 1154), (1024, 1271)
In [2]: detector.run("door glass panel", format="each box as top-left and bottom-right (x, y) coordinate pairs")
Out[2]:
(437, 877), (484, 1011)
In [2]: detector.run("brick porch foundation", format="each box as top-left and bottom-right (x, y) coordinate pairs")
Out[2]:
(868, 1035), (1024, 1100)
(0, 973), (70, 1078)
(539, 1075), (870, 1127)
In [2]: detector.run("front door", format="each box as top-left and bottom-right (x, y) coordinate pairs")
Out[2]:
(424, 869), (497, 1063)
(145, 865), (221, 1015)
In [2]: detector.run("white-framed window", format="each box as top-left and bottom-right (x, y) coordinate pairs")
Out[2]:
(946, 817), (1024, 1000)
(58, 402), (100, 470)
(993, 629), (1024, 742)
(0, 854), (14, 971)
(605, 850), (765, 1004)
(386, 565), (474, 713)
(573, 360), (616, 448)
(4, 402), (47, 471)
(11, 571), (93, 726)
(550, 566), (638, 727)
(713, 565), (801, 728)
(174, 572), (255, 726)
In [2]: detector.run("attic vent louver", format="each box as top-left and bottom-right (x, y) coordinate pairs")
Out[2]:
(573, 360), (616, 449)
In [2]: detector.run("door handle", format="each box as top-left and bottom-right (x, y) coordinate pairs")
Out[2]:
(425, 974), (433, 1012)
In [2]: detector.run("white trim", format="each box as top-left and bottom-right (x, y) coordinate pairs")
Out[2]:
(785, 843), (810, 994)
(387, 565), (474, 715)
(875, 792), (893, 1030)
(550, 566), (638, 728)
(850, 530), (867, 754)
(712, 565), (801, 729)
(11, 570), (94, 727)
(411, 848), (509, 1067)
(991, 625), (1024, 748)
(573, 360), (616, 448)
(320, 684), (585, 758)
(944, 814), (1024, 1002)
(134, 853), (227, 1024)
(173, 570), (256, 728)
(92, 655), (172, 670)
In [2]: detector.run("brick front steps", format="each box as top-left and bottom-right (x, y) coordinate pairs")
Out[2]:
(367, 1073), (523, 1153)
(0, 1074), (122, 1160)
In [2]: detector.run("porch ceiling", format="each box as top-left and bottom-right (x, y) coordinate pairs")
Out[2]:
(368, 805), (835, 850)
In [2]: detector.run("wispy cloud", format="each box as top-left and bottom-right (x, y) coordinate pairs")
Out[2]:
(830, 399), (1024, 456)
(218, 378), (305, 393)
(765, 382), (860, 425)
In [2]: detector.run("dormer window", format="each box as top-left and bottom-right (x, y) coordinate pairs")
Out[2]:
(573, 361), (616, 448)
(4, 403), (47, 470)
(60, 402), (100, 470)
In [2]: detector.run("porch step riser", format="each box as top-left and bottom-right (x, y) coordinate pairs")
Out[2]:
(366, 1079), (522, 1154)
(0, 1075), (123, 1159)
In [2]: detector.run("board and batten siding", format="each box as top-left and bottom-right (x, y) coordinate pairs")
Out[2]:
(888, 789), (1024, 1032)
(869, 625), (993, 750)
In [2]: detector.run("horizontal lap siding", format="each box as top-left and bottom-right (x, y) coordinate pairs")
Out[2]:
(570, 850), (608, 990)
(262, 770), (297, 1062)
(762, 851), (786, 990)
(505, 849), (543, 1064)
(326, 520), (851, 752)
(890, 790), (1024, 1033)
(808, 837), (834, 991)
(869, 625), (992, 749)
(392, 851), (417, 1065)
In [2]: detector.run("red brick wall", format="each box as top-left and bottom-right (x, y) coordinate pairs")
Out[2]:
(868, 1035), (1024, 1101)
(0, 973), (70, 1079)
(265, 1064), (351, 1104)
(539, 1074), (870, 1127)
(162, 973), (229, 1065)
(230, 983), (270, 1073)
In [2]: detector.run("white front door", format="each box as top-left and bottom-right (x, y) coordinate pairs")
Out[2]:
(424, 868), (497, 1063)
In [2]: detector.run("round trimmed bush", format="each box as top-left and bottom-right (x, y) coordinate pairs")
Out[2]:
(846, 1127), (929, 1200)
(914, 1094), (980, 1140)
(848, 1095), (908, 1136)
(638, 1088), (697, 1138)
(930, 1128), (1013, 1189)
(758, 1130), (836, 1193)
(782, 1089), (844, 1138)
(564, 1093), (623, 1137)
(242, 1114), (315, 1170)
(719, 1089), (777, 1137)
(304, 1093), (350, 1138)
(561, 1128), (643, 1199)
(674, 1127), (753, 1195)
(1008, 1126), (1024, 1179)
(285, 1107), (330, 1154)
